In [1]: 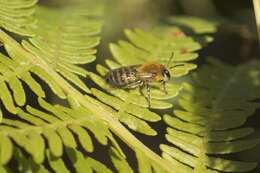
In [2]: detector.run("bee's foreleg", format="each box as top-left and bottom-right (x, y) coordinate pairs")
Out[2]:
(162, 81), (168, 94)
(146, 84), (151, 107)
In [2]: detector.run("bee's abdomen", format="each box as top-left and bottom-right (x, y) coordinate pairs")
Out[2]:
(105, 66), (142, 88)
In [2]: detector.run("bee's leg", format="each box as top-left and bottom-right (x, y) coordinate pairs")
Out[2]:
(162, 81), (168, 94)
(146, 84), (151, 107)
(139, 82), (151, 107)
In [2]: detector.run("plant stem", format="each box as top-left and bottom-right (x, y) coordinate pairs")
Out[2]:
(0, 29), (177, 173)
(253, 0), (260, 45)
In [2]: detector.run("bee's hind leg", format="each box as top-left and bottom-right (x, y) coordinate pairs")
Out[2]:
(162, 81), (168, 94)
(139, 83), (151, 108)
(146, 84), (151, 107)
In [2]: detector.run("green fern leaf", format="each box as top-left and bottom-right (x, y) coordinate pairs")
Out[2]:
(66, 147), (114, 173)
(88, 26), (202, 135)
(0, 98), (114, 165)
(161, 58), (260, 173)
(0, 0), (37, 36)
(14, 148), (49, 173)
(110, 147), (134, 173)
(0, 49), (66, 114)
(136, 149), (167, 173)
(0, 166), (9, 173)
(0, 133), (12, 165)
(46, 150), (70, 173)
(0, 1), (103, 116)
(89, 27), (200, 111)
(22, 4), (103, 93)
(91, 88), (159, 135)
(109, 28), (199, 73)
(168, 16), (219, 34)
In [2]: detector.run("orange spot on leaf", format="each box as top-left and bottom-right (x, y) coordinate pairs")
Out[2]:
(170, 31), (186, 38)
(180, 48), (188, 54)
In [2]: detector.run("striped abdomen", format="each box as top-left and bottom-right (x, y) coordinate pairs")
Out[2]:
(105, 65), (143, 88)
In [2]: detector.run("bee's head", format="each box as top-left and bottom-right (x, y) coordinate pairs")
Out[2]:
(162, 68), (171, 81)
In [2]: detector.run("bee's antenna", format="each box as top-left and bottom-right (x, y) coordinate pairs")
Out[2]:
(166, 52), (174, 68)
(167, 52), (186, 69)
(169, 63), (185, 69)
(166, 52), (185, 69)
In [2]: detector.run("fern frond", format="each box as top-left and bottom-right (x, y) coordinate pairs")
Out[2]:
(2, 1), (246, 172)
(168, 16), (219, 34)
(86, 27), (203, 135)
(14, 148), (49, 173)
(11, 147), (113, 173)
(161, 58), (260, 172)
(0, 97), (137, 173)
(22, 3), (103, 93)
(0, 1), (178, 171)
(109, 28), (199, 76)
(91, 88), (159, 135)
(109, 146), (134, 173)
(94, 28), (200, 109)
(0, 50), (65, 115)
(65, 148), (113, 173)
(0, 98), (121, 171)
(0, 2), (104, 116)
(0, 0), (37, 36)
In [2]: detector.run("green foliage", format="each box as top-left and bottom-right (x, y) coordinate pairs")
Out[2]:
(90, 27), (201, 109)
(0, 51), (64, 115)
(108, 28), (199, 75)
(168, 16), (219, 34)
(0, 1), (103, 116)
(161, 58), (260, 173)
(0, 0), (37, 36)
(89, 26), (202, 134)
(22, 4), (104, 93)
(0, 0), (259, 173)
(0, 98), (112, 163)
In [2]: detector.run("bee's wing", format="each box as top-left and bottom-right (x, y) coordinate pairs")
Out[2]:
(123, 80), (143, 88)
(138, 72), (154, 81)
(122, 70), (143, 88)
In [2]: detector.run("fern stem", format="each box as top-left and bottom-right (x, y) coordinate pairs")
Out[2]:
(0, 29), (177, 173)
(253, 0), (260, 44)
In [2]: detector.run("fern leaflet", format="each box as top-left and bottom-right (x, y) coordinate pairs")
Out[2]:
(0, 0), (37, 36)
(161, 58), (260, 173)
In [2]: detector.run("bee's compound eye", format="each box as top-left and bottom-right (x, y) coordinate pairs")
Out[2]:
(163, 69), (171, 80)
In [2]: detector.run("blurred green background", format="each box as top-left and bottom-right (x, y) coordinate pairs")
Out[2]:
(40, 0), (258, 63)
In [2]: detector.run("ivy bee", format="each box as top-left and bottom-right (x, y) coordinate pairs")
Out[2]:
(105, 53), (183, 107)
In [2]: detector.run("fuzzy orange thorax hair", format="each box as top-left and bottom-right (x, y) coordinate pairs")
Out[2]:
(137, 62), (166, 82)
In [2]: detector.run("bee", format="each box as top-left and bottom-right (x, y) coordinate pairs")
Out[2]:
(105, 53), (183, 107)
